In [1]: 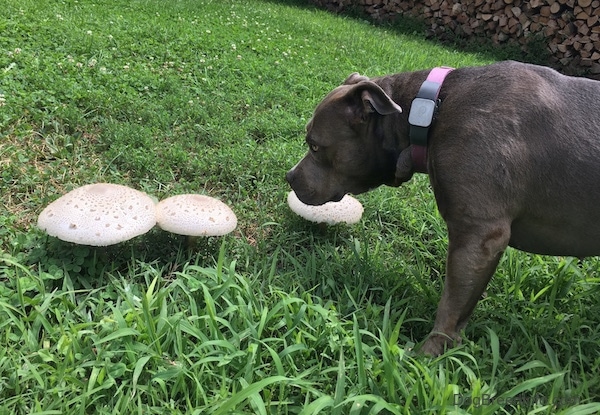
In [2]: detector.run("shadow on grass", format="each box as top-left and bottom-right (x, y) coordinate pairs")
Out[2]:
(262, 0), (552, 67)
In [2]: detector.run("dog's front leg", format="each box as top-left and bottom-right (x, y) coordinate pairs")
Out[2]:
(420, 220), (511, 356)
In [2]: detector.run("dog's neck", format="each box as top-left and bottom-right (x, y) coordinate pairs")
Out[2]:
(408, 67), (454, 173)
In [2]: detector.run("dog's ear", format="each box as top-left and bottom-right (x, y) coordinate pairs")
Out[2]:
(344, 72), (370, 85)
(357, 82), (403, 116)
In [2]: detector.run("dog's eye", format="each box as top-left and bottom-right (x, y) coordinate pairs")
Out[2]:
(310, 144), (319, 152)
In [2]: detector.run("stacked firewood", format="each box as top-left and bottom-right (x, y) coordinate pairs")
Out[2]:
(309, 0), (600, 77)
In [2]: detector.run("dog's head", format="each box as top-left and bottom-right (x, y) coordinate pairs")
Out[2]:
(286, 73), (404, 205)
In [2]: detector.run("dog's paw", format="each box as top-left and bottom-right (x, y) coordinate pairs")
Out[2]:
(420, 332), (461, 357)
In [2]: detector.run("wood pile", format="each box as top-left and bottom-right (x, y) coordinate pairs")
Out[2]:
(309, 0), (600, 78)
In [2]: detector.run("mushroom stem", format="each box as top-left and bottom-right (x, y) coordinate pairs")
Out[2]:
(186, 235), (200, 249)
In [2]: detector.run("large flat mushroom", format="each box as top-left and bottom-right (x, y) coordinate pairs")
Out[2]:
(287, 191), (363, 225)
(37, 183), (156, 246)
(155, 194), (237, 236)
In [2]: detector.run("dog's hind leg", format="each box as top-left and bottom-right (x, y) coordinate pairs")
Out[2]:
(420, 220), (511, 356)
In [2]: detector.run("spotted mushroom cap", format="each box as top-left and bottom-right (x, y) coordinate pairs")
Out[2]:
(37, 183), (157, 246)
(155, 194), (237, 236)
(287, 191), (364, 225)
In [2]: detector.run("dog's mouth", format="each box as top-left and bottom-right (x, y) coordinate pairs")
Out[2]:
(325, 192), (346, 204)
(286, 165), (354, 205)
(292, 189), (345, 206)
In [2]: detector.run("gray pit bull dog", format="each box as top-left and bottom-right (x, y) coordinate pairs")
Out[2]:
(285, 60), (600, 356)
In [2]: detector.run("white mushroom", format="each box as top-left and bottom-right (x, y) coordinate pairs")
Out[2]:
(287, 191), (364, 225)
(37, 183), (157, 246)
(155, 194), (237, 236)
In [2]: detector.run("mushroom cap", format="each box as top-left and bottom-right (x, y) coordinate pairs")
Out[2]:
(37, 183), (157, 246)
(287, 191), (363, 225)
(155, 194), (237, 236)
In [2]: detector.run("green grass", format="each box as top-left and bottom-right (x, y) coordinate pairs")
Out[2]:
(1, 0), (600, 413)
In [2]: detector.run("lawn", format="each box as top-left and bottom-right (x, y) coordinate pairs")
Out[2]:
(1, 0), (600, 413)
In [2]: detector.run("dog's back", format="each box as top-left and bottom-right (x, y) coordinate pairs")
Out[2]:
(421, 61), (600, 256)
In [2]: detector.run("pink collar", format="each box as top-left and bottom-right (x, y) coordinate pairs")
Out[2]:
(409, 67), (454, 173)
